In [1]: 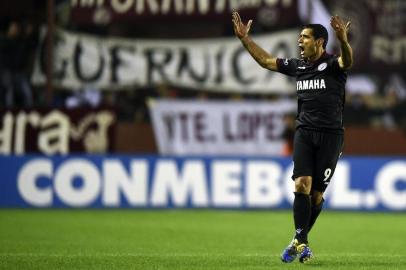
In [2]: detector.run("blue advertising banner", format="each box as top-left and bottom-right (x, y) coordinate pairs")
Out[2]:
(0, 155), (405, 211)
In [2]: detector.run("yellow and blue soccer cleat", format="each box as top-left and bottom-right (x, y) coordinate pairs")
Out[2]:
(281, 238), (313, 263)
(297, 242), (313, 263)
(280, 239), (299, 263)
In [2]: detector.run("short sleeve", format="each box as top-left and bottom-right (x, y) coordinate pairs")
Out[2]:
(276, 58), (299, 77)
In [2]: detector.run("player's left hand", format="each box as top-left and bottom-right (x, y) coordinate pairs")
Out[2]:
(330, 15), (351, 43)
(232, 11), (252, 40)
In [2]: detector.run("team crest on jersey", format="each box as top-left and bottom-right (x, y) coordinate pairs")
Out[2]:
(318, 62), (327, 71)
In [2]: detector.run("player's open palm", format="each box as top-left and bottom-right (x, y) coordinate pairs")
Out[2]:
(330, 15), (351, 43)
(232, 11), (252, 40)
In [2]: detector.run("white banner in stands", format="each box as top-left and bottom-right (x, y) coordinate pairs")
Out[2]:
(148, 99), (296, 155)
(32, 28), (299, 93)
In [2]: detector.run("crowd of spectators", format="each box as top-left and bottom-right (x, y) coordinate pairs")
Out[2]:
(48, 77), (406, 134)
(0, 3), (405, 134)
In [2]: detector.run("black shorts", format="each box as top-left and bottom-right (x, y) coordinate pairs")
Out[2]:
(292, 127), (344, 192)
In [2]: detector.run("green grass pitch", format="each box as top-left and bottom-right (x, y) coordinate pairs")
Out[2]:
(1, 210), (405, 270)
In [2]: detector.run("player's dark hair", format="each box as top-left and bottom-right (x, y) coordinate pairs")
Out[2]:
(302, 24), (328, 49)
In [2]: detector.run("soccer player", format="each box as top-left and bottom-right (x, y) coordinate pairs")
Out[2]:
(232, 12), (353, 263)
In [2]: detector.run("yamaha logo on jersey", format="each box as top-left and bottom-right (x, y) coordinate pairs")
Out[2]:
(296, 79), (326, 91)
(318, 62), (327, 71)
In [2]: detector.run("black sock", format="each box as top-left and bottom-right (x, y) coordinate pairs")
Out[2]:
(308, 198), (324, 233)
(293, 192), (311, 244)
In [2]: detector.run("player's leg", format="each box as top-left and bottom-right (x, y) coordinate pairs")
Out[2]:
(292, 176), (314, 263)
(293, 176), (312, 244)
(308, 190), (324, 233)
(309, 132), (344, 232)
(281, 128), (314, 263)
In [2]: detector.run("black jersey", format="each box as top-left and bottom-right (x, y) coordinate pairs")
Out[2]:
(276, 53), (347, 133)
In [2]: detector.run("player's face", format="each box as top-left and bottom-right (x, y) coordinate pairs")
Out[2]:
(298, 28), (318, 59)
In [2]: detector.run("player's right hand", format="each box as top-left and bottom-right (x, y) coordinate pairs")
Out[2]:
(232, 11), (252, 40)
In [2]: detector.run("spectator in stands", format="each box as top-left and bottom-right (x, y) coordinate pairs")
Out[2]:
(384, 75), (406, 131)
(0, 20), (36, 107)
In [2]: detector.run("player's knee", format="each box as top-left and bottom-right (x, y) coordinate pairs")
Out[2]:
(294, 176), (312, 194)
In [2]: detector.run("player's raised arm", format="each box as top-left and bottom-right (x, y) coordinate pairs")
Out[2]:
(330, 15), (353, 70)
(232, 11), (278, 71)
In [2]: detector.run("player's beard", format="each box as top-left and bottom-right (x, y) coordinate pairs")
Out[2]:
(301, 46), (317, 61)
